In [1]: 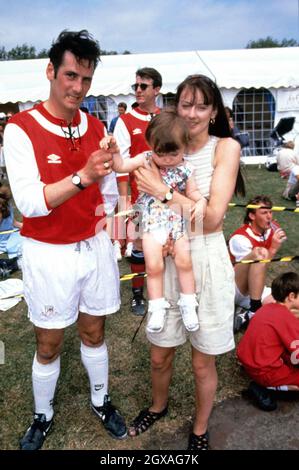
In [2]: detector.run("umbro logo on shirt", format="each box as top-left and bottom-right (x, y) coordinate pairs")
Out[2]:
(47, 154), (62, 164)
(132, 128), (142, 135)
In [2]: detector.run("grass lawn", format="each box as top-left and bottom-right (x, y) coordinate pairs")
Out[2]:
(0, 165), (298, 450)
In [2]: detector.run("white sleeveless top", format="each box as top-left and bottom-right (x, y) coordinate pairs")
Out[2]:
(184, 135), (218, 198)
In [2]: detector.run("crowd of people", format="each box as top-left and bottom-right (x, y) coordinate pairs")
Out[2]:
(2, 29), (299, 452)
(277, 140), (299, 206)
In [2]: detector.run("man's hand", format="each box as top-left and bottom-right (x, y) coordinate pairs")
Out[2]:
(80, 148), (113, 185)
(251, 246), (269, 260)
(269, 227), (287, 256)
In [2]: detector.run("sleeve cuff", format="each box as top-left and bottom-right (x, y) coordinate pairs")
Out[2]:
(117, 175), (129, 182)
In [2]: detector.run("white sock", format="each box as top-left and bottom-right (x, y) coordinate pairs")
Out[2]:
(148, 297), (168, 311)
(80, 342), (108, 407)
(247, 311), (255, 320)
(267, 385), (289, 391)
(32, 353), (60, 421)
(178, 293), (198, 306)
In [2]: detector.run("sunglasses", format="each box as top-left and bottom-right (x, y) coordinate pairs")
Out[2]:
(131, 83), (153, 92)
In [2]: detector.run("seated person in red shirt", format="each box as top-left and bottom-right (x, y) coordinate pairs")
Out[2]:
(237, 272), (299, 411)
(228, 195), (287, 331)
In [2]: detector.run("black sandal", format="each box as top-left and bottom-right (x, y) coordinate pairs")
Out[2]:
(187, 431), (209, 450)
(128, 406), (168, 437)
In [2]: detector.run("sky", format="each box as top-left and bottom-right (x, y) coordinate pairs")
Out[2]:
(0, 0), (298, 54)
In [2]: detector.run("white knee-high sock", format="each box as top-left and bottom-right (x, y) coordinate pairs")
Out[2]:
(80, 342), (108, 407)
(32, 353), (60, 421)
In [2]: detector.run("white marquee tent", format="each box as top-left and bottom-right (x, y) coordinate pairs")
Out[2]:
(1, 46), (299, 158)
(0, 47), (299, 101)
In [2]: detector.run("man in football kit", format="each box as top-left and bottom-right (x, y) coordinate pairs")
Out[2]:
(228, 195), (287, 331)
(4, 30), (126, 450)
(114, 67), (162, 315)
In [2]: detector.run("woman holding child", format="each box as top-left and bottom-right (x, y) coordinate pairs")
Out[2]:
(129, 74), (245, 450)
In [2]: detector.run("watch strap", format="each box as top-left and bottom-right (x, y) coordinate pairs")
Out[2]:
(72, 173), (86, 190)
(161, 187), (174, 203)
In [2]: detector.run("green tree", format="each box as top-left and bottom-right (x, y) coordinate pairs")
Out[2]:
(0, 44), (131, 60)
(36, 48), (49, 58)
(100, 49), (118, 55)
(7, 44), (37, 60)
(246, 36), (298, 48)
(0, 46), (7, 60)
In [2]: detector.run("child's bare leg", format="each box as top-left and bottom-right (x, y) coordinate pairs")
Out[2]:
(173, 235), (195, 294)
(143, 232), (169, 333)
(173, 235), (199, 332)
(142, 232), (164, 300)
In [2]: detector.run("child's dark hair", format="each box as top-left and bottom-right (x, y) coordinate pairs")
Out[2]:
(0, 184), (12, 219)
(271, 272), (299, 302)
(145, 108), (189, 154)
(49, 30), (101, 77)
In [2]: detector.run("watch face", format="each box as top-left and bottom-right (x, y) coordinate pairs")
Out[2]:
(166, 189), (174, 200)
(72, 175), (81, 185)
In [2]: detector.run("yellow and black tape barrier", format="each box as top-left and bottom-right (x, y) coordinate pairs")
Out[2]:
(228, 203), (299, 213)
(0, 228), (20, 235)
(114, 203), (299, 219)
(120, 255), (299, 282)
(234, 255), (299, 265)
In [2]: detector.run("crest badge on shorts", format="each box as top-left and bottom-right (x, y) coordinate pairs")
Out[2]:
(43, 305), (55, 318)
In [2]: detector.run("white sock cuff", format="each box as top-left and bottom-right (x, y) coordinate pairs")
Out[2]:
(148, 297), (170, 311)
(32, 353), (60, 377)
(267, 385), (289, 391)
(80, 342), (108, 358)
(178, 293), (198, 306)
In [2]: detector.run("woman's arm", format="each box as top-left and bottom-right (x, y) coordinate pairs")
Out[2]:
(203, 137), (241, 232)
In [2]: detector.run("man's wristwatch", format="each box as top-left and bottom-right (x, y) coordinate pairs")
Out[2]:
(161, 187), (174, 203)
(72, 173), (86, 190)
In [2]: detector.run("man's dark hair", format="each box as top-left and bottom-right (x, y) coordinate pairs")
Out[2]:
(118, 102), (127, 110)
(244, 195), (273, 224)
(49, 30), (101, 76)
(0, 183), (12, 219)
(136, 67), (162, 88)
(271, 272), (299, 302)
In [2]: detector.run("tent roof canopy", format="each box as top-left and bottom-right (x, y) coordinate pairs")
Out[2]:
(0, 47), (298, 104)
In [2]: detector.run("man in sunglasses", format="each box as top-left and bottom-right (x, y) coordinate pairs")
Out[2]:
(114, 67), (162, 316)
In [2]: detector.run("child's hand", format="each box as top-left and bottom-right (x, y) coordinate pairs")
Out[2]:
(190, 197), (207, 222)
(99, 136), (119, 153)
